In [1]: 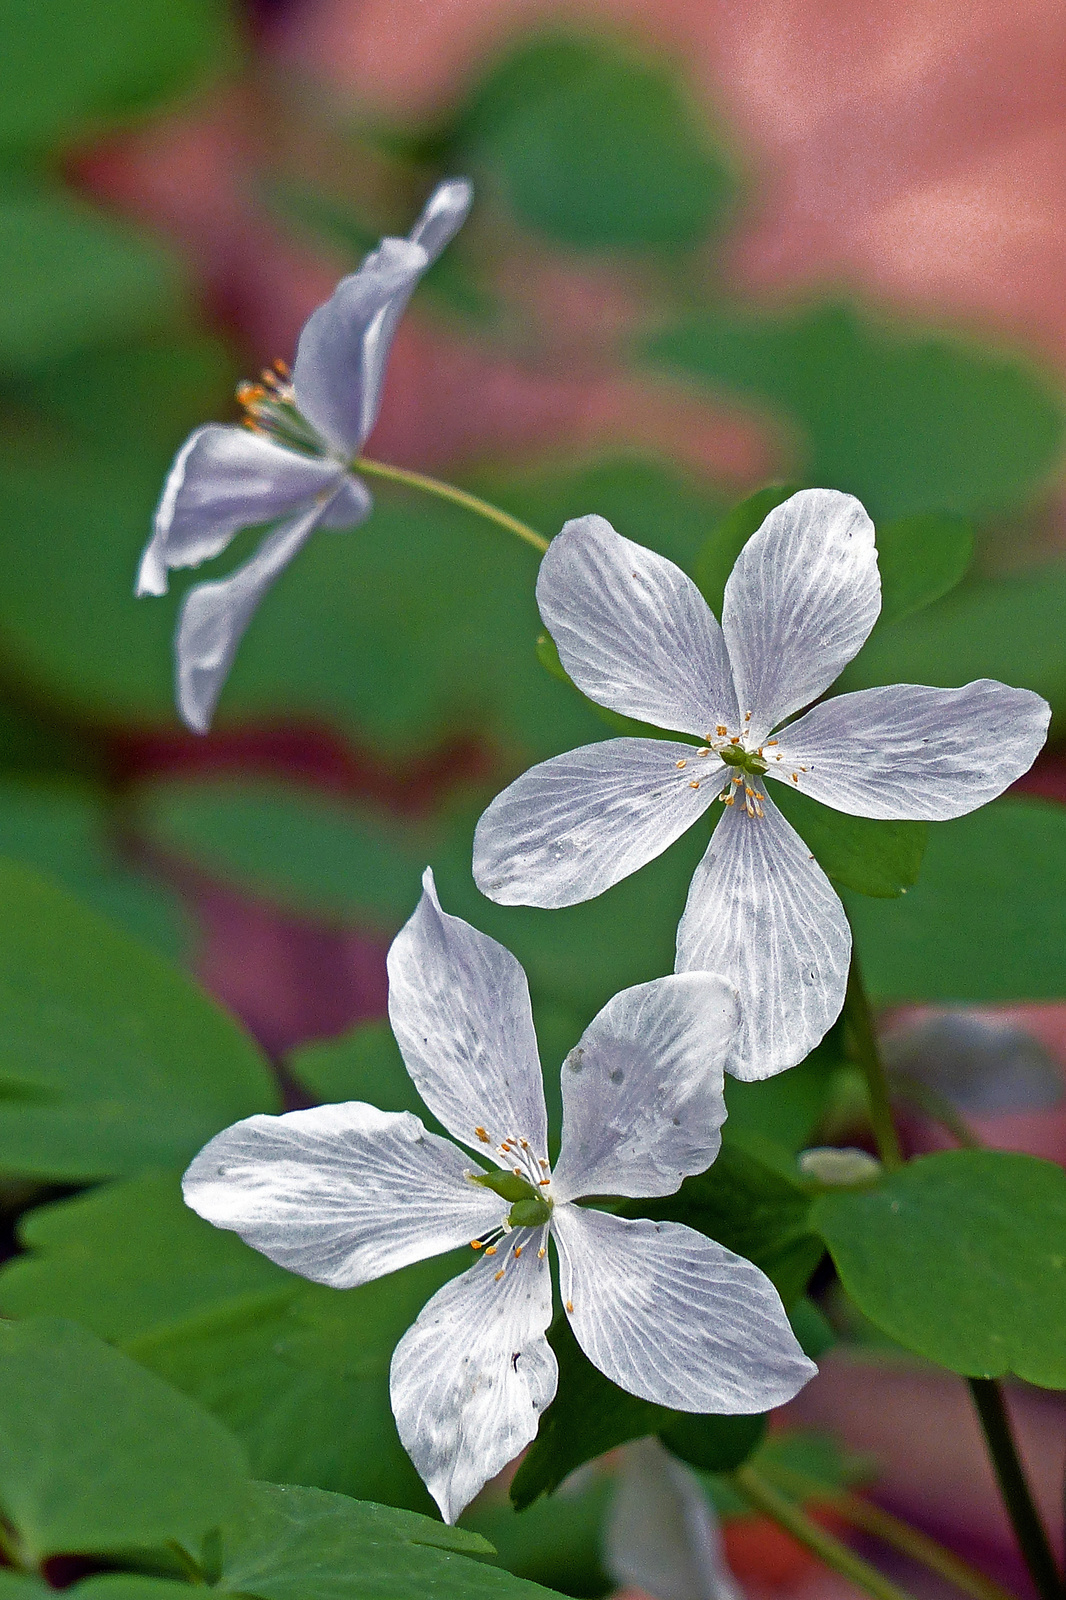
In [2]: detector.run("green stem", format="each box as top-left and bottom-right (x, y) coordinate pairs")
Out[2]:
(761, 1462), (1021, 1600)
(354, 457), (549, 554)
(842, 949), (903, 1170)
(729, 1465), (920, 1600)
(968, 1379), (1062, 1600)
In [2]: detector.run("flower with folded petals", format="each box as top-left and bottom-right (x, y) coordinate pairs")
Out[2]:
(183, 869), (814, 1524)
(135, 178), (472, 733)
(472, 490), (1050, 1082)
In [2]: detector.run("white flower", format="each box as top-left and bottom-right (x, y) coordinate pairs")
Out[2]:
(472, 491), (1050, 1081)
(605, 1437), (742, 1600)
(183, 869), (814, 1524)
(135, 178), (473, 733)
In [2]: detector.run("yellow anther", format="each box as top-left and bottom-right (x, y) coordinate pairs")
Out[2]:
(676, 759), (687, 769)
(538, 1178), (551, 1186)
(519, 1138), (530, 1149)
(495, 1268), (506, 1282)
(791, 773), (799, 782)
(697, 748), (711, 756)
(514, 1244), (523, 1257)
(689, 780), (700, 790)
(475, 1127), (490, 1143)
(485, 1245), (498, 1256)
(716, 725), (728, 736)
(538, 1247), (546, 1259)
(744, 711), (752, 721)
(539, 1159), (549, 1170)
(470, 1240), (483, 1249)
(766, 739), (778, 747)
(273, 358), (291, 377)
(730, 737), (740, 745)
(566, 1300), (574, 1313)
(513, 1167), (523, 1177)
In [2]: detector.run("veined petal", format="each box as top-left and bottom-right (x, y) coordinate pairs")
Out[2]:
(136, 425), (341, 597)
(316, 473), (374, 529)
(722, 489), (879, 742)
(175, 496), (331, 733)
(390, 1230), (556, 1523)
(407, 177), (474, 261)
(387, 869), (548, 1159)
(766, 681), (1051, 820)
(551, 974), (735, 1204)
(675, 790), (850, 1080)
(537, 516), (738, 735)
(182, 1102), (506, 1289)
(605, 1439), (742, 1600)
(553, 1207), (815, 1412)
(473, 739), (722, 908)
(292, 237), (428, 458)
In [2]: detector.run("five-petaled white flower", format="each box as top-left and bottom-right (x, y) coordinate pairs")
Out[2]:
(472, 491), (1050, 1081)
(183, 869), (814, 1524)
(135, 178), (472, 734)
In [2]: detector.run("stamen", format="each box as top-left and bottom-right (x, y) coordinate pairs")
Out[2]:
(791, 773), (799, 783)
(766, 740), (778, 747)
(676, 759), (687, 769)
(475, 1127), (490, 1143)
(689, 780), (700, 790)
(566, 1300), (574, 1312)
(697, 748), (711, 756)
(485, 1245), (498, 1256)
(538, 1247), (546, 1259)
(744, 711), (752, 722)
(273, 358), (291, 377)
(514, 1244), (523, 1257)
(538, 1178), (551, 1186)
(715, 726), (728, 736)
(470, 1240), (483, 1249)
(495, 1268), (506, 1282)
(519, 1139), (530, 1149)
(538, 1159), (549, 1170)
(730, 737), (740, 745)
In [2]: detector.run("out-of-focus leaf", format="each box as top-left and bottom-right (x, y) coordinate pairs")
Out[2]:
(0, 1317), (248, 1562)
(872, 513), (974, 630)
(647, 303), (1065, 520)
(0, 859), (277, 1179)
(462, 1475), (613, 1598)
(845, 799), (1066, 1002)
(0, 185), (184, 370)
(773, 784), (926, 900)
(0, 0), (234, 149)
(693, 484), (802, 615)
(289, 1021), (426, 1120)
(815, 1151), (1066, 1385)
(658, 1413), (766, 1475)
(722, 1039), (842, 1155)
(454, 34), (735, 250)
(0, 777), (184, 958)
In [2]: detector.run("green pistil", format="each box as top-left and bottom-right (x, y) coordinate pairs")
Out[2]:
(719, 744), (768, 777)
(473, 1168), (553, 1228)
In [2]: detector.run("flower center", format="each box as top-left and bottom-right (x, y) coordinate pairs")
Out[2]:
(472, 1168), (554, 1228)
(718, 743), (768, 777)
(236, 362), (327, 458)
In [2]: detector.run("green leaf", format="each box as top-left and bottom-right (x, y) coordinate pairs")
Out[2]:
(213, 1480), (565, 1600)
(845, 798), (1066, 1002)
(462, 1474), (612, 1597)
(0, 0), (234, 149)
(0, 858), (277, 1178)
(814, 1150), (1066, 1385)
(0, 185), (184, 371)
(693, 485), (803, 615)
(0, 1317), (248, 1562)
(0, 777), (185, 958)
(722, 1038), (843, 1155)
(290, 1021), (428, 1121)
(646, 303), (1065, 520)
(872, 513), (974, 629)
(772, 783), (926, 900)
(454, 34), (734, 250)
(659, 1413), (766, 1474)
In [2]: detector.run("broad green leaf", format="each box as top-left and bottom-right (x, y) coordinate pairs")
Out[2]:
(0, 185), (184, 371)
(72, 1583), (190, 1600)
(0, 1173), (292, 1341)
(845, 799), (1066, 1002)
(290, 1021), (427, 1120)
(0, 1578), (50, 1598)
(0, 1317), (248, 1561)
(646, 303), (1065, 520)
(0, 0), (234, 148)
(454, 34), (734, 250)
(462, 1475), (612, 1597)
(0, 777), (185, 958)
(723, 1039), (843, 1155)
(0, 859), (277, 1178)
(214, 1480), (566, 1600)
(814, 1150), (1066, 1385)
(872, 513), (974, 630)
(659, 1413), (766, 1474)
(773, 784), (926, 900)
(0, 697), (101, 784)
(693, 485), (803, 615)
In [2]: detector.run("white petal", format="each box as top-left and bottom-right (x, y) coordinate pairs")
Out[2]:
(136, 425), (341, 597)
(390, 1230), (556, 1523)
(553, 1207), (815, 1411)
(605, 1439), (742, 1600)
(722, 489), (879, 741)
(387, 869), (549, 1159)
(292, 237), (429, 458)
(766, 681), (1051, 820)
(550, 974), (736, 1205)
(537, 516), (738, 736)
(675, 790), (850, 1081)
(182, 1102), (506, 1289)
(316, 473), (374, 529)
(407, 177), (474, 260)
(174, 496), (330, 732)
(473, 739), (722, 907)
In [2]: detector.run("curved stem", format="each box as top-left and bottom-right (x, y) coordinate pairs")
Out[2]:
(968, 1379), (1062, 1600)
(729, 1465), (919, 1600)
(354, 457), (549, 554)
(842, 948), (903, 1170)
(761, 1462), (1021, 1600)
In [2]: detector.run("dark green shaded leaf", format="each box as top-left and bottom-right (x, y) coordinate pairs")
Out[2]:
(0, 186), (184, 371)
(455, 34), (734, 250)
(814, 1150), (1066, 1385)
(0, 1317), (248, 1561)
(646, 303), (1065, 520)
(0, 0), (234, 149)
(845, 799), (1066, 1002)
(873, 513), (974, 629)
(462, 1476), (612, 1598)
(659, 1413), (766, 1474)
(773, 783), (926, 900)
(693, 485), (802, 615)
(0, 859), (277, 1178)
(723, 1040), (842, 1155)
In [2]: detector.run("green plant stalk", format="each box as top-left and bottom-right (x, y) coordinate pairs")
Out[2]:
(842, 950), (903, 1169)
(729, 1464), (919, 1600)
(761, 1462), (1020, 1600)
(967, 1379), (1062, 1600)
(354, 457), (549, 554)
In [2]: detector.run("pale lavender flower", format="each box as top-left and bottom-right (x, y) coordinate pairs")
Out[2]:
(183, 869), (814, 1523)
(605, 1438), (743, 1600)
(136, 179), (472, 733)
(472, 491), (1050, 1081)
